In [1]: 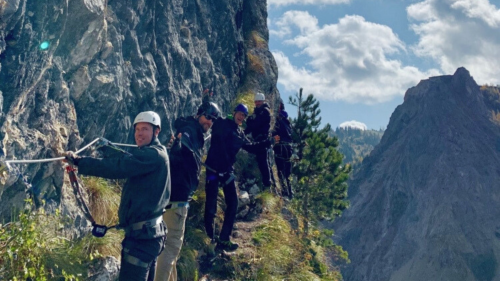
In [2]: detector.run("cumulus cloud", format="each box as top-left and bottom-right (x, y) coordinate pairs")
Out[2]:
(268, 0), (350, 7)
(270, 10), (318, 38)
(408, 0), (500, 85)
(271, 12), (439, 103)
(339, 120), (368, 130)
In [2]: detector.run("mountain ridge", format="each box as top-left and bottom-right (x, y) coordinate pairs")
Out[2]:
(331, 127), (384, 165)
(334, 67), (500, 281)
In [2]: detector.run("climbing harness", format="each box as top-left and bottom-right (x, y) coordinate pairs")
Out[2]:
(0, 137), (136, 237)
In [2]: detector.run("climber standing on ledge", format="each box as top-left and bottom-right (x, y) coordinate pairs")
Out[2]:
(244, 92), (275, 191)
(204, 103), (278, 252)
(63, 111), (170, 281)
(155, 101), (220, 281)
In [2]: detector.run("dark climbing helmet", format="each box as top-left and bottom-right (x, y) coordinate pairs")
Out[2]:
(234, 103), (249, 116)
(197, 102), (221, 120)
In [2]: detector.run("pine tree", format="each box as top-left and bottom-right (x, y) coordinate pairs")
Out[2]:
(289, 88), (351, 236)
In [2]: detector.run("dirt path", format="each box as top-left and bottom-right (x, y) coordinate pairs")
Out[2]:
(197, 199), (288, 280)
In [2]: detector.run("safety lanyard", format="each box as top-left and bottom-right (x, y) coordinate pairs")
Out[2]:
(65, 165), (119, 237)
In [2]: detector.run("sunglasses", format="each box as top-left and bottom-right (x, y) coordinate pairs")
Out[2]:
(204, 114), (217, 121)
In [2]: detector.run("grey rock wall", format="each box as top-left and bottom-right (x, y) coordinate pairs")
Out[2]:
(0, 0), (278, 223)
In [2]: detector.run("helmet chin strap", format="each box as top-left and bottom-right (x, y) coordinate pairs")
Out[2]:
(148, 129), (161, 146)
(148, 135), (158, 146)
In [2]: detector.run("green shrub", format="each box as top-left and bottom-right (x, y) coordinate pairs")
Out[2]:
(0, 176), (125, 280)
(0, 199), (86, 280)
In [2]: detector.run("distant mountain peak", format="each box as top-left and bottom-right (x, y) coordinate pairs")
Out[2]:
(334, 67), (500, 281)
(404, 66), (480, 103)
(339, 120), (368, 131)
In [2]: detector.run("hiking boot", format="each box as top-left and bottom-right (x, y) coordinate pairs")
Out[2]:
(216, 240), (239, 252)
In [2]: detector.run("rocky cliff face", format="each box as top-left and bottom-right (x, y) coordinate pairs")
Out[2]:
(0, 0), (278, 222)
(334, 68), (500, 281)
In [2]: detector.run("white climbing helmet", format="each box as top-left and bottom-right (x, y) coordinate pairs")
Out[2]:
(133, 111), (161, 128)
(254, 92), (265, 101)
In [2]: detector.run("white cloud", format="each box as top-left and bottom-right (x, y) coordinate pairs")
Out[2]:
(268, 0), (350, 7)
(451, 0), (500, 27)
(270, 11), (318, 38)
(408, 0), (500, 85)
(339, 120), (368, 130)
(271, 12), (439, 104)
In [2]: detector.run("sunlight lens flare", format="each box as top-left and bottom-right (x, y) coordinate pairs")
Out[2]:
(39, 41), (50, 50)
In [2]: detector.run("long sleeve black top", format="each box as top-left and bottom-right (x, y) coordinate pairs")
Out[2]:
(169, 116), (205, 201)
(205, 117), (271, 174)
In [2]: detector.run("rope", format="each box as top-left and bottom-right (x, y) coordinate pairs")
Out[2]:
(5, 138), (101, 165)
(0, 137), (133, 237)
(111, 134), (211, 148)
(110, 142), (137, 148)
(75, 138), (101, 154)
(5, 157), (65, 164)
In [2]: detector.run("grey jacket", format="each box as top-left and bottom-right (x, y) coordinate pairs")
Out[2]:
(76, 138), (170, 227)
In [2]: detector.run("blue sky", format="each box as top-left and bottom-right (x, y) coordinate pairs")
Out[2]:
(267, 0), (500, 130)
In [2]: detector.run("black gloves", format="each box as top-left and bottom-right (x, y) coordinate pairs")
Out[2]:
(63, 151), (80, 166)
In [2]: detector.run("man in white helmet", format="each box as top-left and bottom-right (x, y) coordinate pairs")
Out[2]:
(63, 111), (170, 281)
(244, 92), (275, 190)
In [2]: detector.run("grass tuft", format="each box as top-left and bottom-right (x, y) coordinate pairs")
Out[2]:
(232, 90), (255, 116)
(177, 241), (199, 281)
(82, 177), (121, 226)
(247, 52), (265, 74)
(79, 176), (123, 258)
(249, 31), (267, 49)
(256, 191), (279, 211)
(244, 212), (313, 280)
(72, 230), (123, 259)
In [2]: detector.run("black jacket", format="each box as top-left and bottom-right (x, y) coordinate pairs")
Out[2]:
(245, 103), (271, 141)
(77, 138), (170, 227)
(272, 116), (293, 143)
(206, 117), (271, 174)
(169, 116), (205, 201)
